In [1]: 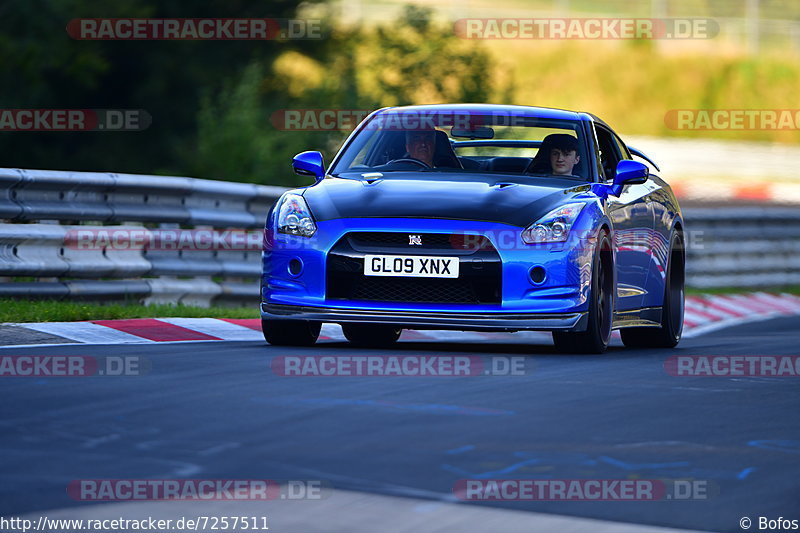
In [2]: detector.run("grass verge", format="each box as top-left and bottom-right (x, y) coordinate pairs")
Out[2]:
(0, 299), (259, 324)
(2, 289), (799, 323)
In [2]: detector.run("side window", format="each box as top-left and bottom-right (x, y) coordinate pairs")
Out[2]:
(612, 134), (632, 160)
(351, 134), (378, 167)
(594, 127), (622, 181)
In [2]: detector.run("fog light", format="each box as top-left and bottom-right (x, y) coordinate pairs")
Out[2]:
(288, 258), (303, 276)
(529, 265), (546, 284)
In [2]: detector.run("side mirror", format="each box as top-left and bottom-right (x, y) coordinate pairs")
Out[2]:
(292, 151), (325, 183)
(609, 160), (648, 196)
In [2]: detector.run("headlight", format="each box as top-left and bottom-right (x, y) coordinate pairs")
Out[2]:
(521, 203), (585, 244)
(276, 193), (317, 237)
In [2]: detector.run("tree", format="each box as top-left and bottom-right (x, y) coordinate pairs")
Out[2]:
(191, 5), (508, 184)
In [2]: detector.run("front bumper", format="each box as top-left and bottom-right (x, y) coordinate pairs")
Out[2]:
(262, 303), (588, 332)
(262, 217), (602, 330)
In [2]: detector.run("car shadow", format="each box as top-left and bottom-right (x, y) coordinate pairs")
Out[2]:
(315, 339), (636, 360)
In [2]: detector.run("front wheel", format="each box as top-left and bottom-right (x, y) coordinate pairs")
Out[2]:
(342, 323), (402, 348)
(620, 231), (685, 349)
(262, 318), (321, 346)
(553, 231), (614, 354)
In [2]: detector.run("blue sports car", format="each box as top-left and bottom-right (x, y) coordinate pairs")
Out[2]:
(261, 104), (685, 354)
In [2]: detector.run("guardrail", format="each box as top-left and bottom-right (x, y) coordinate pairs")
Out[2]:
(0, 168), (285, 306)
(1, 168), (798, 306)
(683, 206), (800, 289)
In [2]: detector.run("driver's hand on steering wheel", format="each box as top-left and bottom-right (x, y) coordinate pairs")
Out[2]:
(387, 157), (432, 169)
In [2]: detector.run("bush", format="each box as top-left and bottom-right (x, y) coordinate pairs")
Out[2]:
(190, 6), (506, 185)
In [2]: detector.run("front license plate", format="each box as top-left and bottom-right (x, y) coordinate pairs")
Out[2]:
(363, 255), (459, 278)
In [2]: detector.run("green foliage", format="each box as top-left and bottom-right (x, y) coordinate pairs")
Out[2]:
(2, 0), (798, 186)
(0, 299), (259, 323)
(500, 39), (800, 143)
(193, 63), (277, 183)
(0, 1), (499, 185)
(361, 5), (494, 105)
(0, 0), (313, 175)
(190, 5), (502, 185)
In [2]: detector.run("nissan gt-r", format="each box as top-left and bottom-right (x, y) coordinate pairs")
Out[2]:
(261, 104), (685, 354)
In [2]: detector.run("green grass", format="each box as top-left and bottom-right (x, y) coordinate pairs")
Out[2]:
(0, 299), (259, 324)
(351, 0), (800, 23)
(2, 289), (799, 323)
(481, 39), (800, 145)
(335, 3), (800, 146)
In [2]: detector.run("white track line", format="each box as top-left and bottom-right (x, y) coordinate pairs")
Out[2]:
(18, 321), (153, 344)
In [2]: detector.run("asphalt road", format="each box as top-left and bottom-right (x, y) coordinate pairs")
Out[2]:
(2, 317), (799, 532)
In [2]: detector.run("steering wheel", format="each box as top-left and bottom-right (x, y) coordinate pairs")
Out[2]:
(387, 158), (432, 169)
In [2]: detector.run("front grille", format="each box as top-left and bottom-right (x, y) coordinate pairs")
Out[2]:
(346, 231), (493, 254)
(350, 276), (480, 303)
(327, 232), (502, 305)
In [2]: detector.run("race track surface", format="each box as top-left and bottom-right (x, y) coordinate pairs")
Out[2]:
(1, 317), (799, 533)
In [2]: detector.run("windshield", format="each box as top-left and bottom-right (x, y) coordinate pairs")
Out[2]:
(330, 110), (589, 180)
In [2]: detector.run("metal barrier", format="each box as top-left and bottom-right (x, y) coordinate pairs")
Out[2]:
(0, 168), (284, 306)
(683, 207), (800, 289)
(1, 168), (799, 306)
(0, 168), (283, 226)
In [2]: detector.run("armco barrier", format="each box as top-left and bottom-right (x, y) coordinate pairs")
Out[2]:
(1, 168), (799, 306)
(0, 168), (285, 226)
(682, 207), (800, 288)
(0, 168), (285, 306)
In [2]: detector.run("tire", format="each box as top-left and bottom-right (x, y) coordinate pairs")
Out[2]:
(342, 323), (402, 348)
(620, 231), (685, 349)
(553, 231), (614, 354)
(262, 318), (321, 347)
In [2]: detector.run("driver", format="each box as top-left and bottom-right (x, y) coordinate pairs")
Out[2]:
(548, 134), (580, 176)
(404, 129), (436, 167)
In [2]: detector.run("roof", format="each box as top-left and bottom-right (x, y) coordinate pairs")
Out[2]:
(376, 104), (586, 122)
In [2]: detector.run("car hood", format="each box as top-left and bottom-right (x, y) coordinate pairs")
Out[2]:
(302, 173), (593, 227)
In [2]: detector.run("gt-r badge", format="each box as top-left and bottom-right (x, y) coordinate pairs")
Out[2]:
(408, 234), (423, 245)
